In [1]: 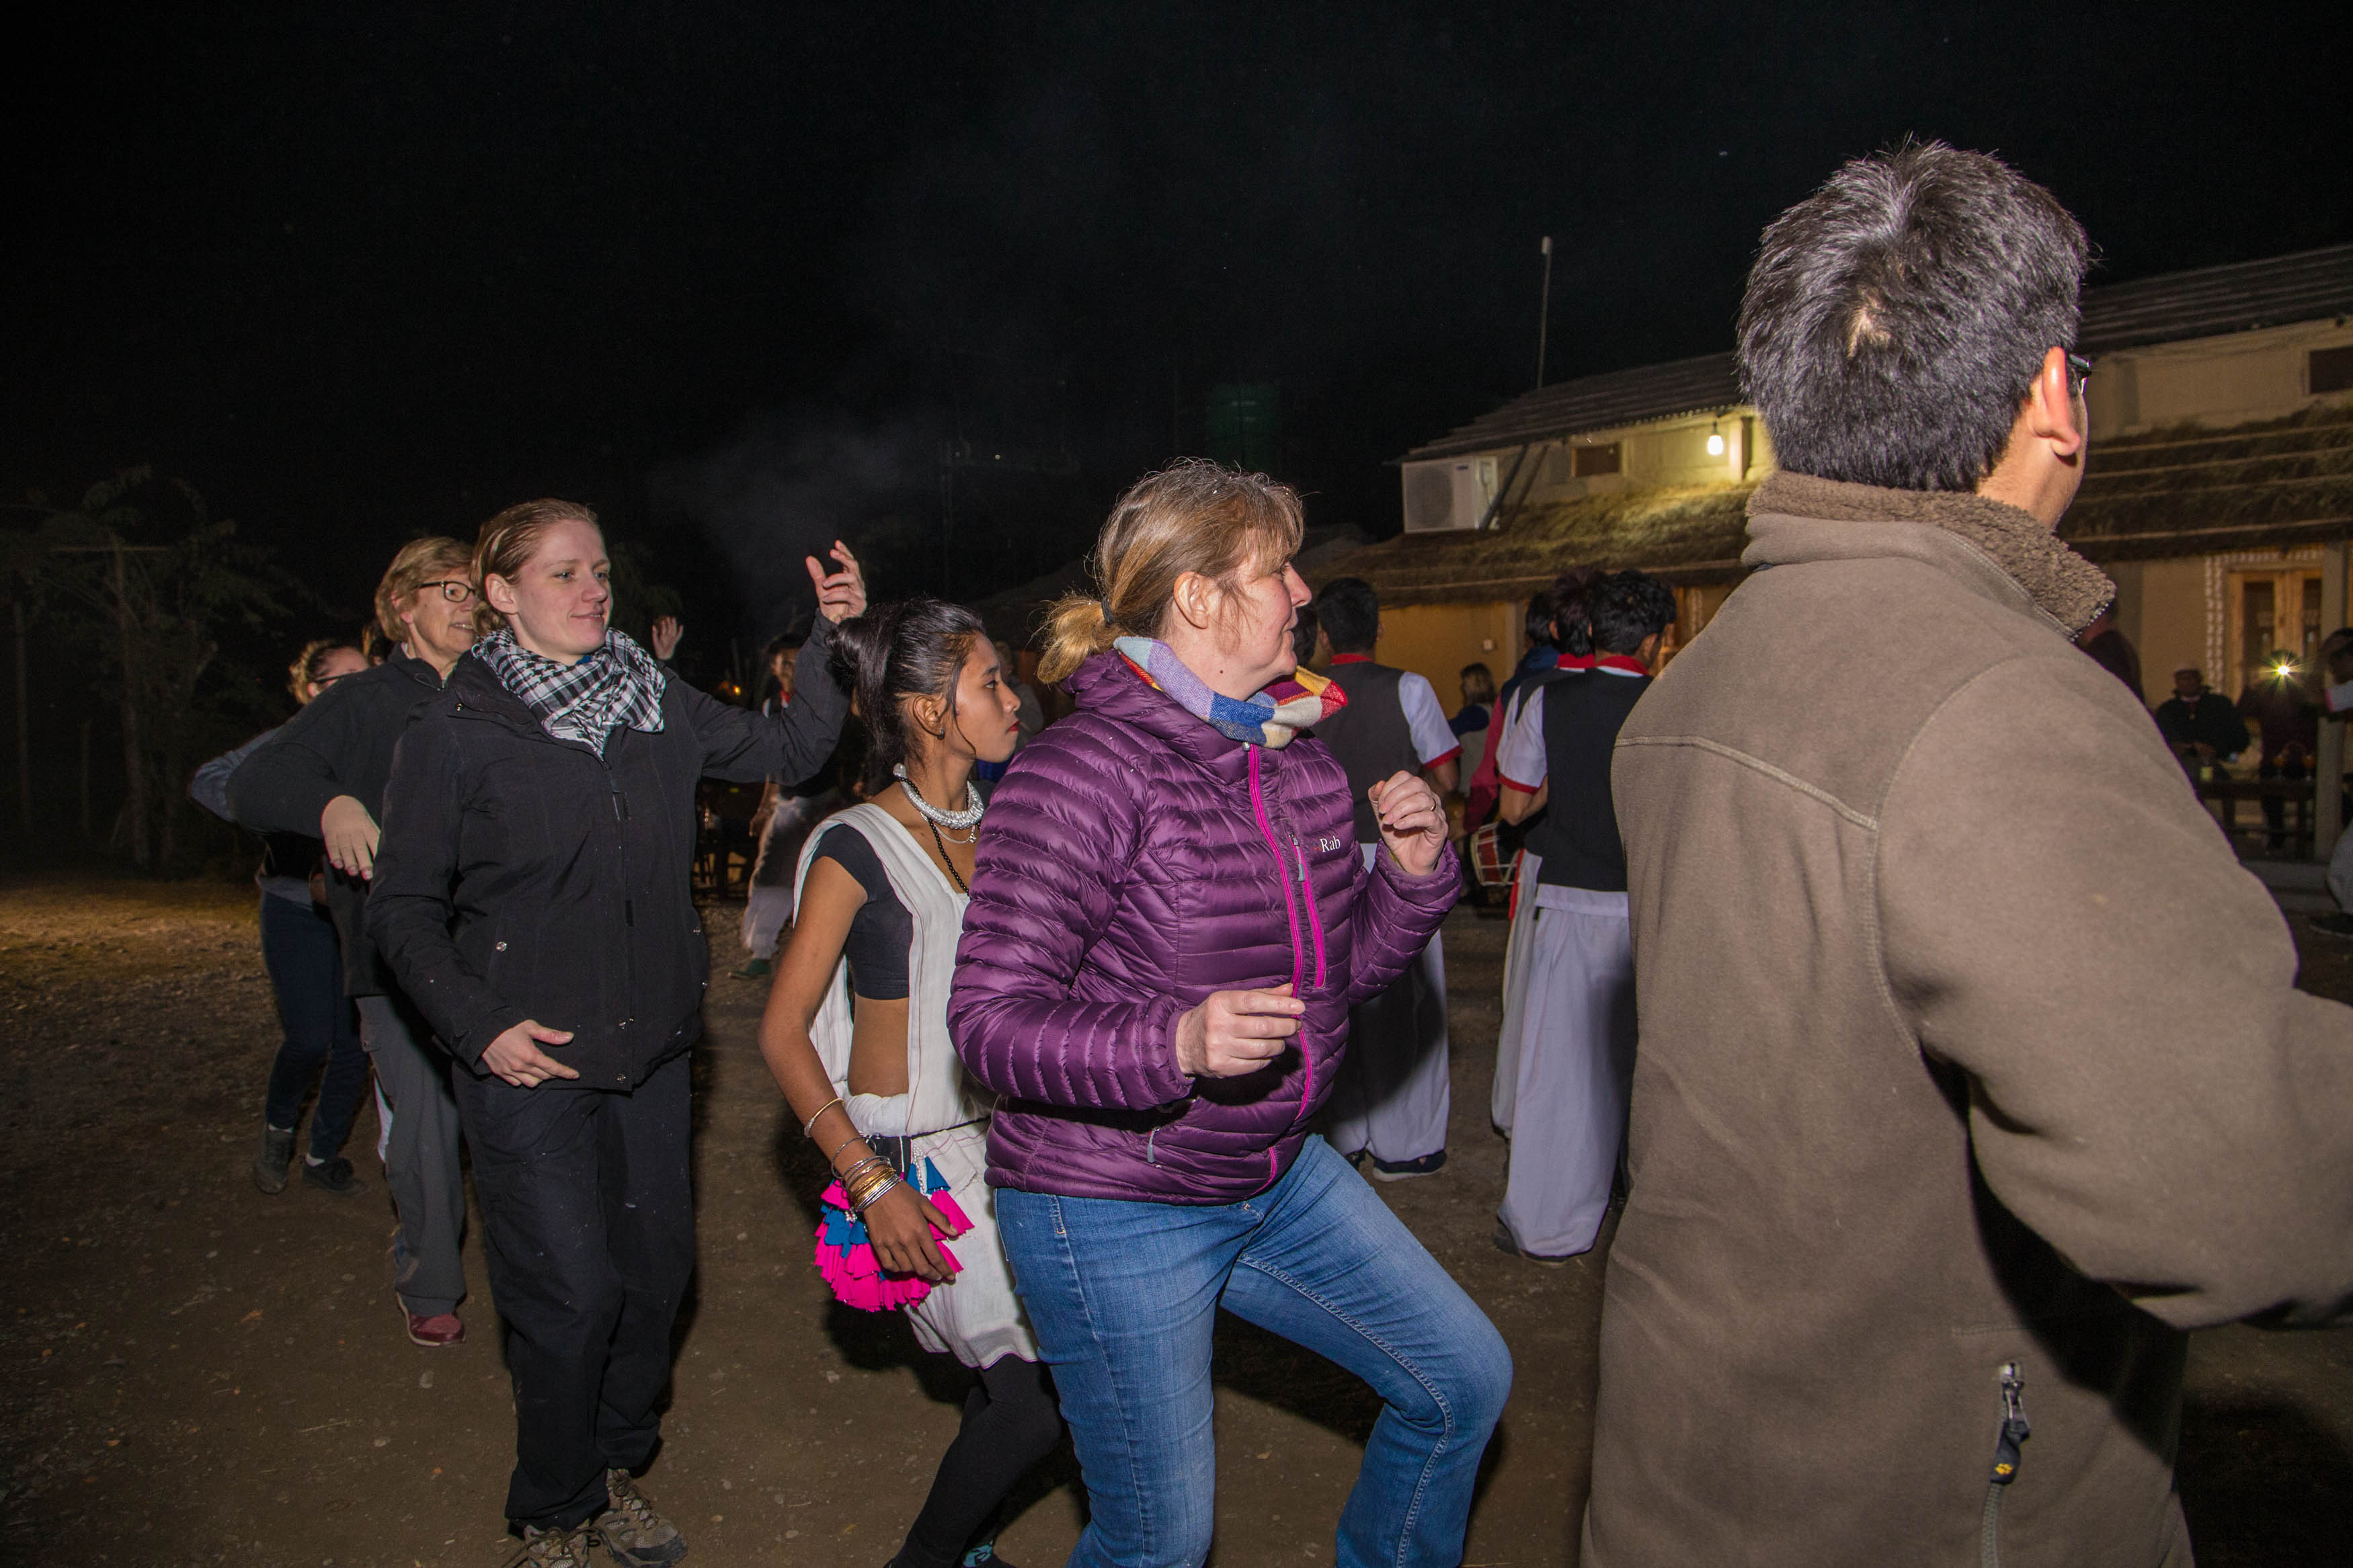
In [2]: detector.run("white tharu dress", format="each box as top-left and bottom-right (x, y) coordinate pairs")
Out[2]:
(791, 802), (1039, 1370)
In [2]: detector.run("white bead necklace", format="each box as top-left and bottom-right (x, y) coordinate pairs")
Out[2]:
(893, 764), (985, 831)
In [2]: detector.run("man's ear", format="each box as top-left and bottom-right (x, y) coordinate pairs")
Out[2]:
(2024, 345), (2085, 458)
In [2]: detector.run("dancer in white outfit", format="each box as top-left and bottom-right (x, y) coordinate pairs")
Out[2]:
(1491, 571), (1677, 1260)
(1312, 577), (1466, 1179)
(758, 596), (1059, 1568)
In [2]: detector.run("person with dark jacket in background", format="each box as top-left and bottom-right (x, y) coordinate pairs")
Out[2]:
(229, 536), (481, 1347)
(1312, 576), (1463, 1182)
(2075, 606), (2143, 700)
(951, 462), (1505, 1568)
(1589, 143), (2353, 1568)
(2153, 665), (2248, 774)
(367, 499), (861, 1568)
(2238, 653), (2321, 850)
(193, 637), (373, 1197)
(1490, 571), (1675, 1262)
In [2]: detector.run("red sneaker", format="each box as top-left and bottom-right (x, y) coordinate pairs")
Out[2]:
(402, 1308), (465, 1348)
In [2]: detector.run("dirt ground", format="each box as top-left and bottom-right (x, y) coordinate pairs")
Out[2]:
(2, 875), (2348, 1568)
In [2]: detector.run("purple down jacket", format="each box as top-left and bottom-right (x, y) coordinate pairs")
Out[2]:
(949, 650), (1460, 1203)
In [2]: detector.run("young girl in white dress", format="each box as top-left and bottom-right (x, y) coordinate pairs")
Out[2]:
(757, 596), (1060, 1568)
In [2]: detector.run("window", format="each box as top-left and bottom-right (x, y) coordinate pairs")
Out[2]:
(1570, 442), (1622, 478)
(2233, 569), (2323, 698)
(2311, 346), (2353, 396)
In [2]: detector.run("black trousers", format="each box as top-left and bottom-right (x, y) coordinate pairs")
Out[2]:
(453, 1050), (694, 1529)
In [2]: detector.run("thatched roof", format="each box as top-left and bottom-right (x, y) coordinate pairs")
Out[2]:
(1306, 482), (1754, 606)
(2061, 405), (2353, 562)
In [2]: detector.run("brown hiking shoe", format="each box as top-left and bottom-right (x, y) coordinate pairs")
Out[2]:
(595, 1469), (686, 1566)
(504, 1525), (596, 1568)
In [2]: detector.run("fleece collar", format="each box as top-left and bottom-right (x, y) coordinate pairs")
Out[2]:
(1745, 472), (2113, 636)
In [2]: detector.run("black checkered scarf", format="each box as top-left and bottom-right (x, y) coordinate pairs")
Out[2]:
(473, 627), (668, 757)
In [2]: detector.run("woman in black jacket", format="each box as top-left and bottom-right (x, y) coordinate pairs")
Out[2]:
(368, 498), (863, 1568)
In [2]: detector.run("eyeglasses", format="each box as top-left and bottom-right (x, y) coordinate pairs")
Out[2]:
(415, 580), (477, 605)
(2066, 352), (2092, 398)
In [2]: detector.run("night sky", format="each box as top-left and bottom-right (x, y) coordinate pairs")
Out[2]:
(13, 3), (2350, 641)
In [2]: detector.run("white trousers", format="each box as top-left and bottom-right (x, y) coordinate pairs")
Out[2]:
(1491, 850), (1543, 1134)
(1496, 884), (1637, 1257)
(1326, 846), (1452, 1165)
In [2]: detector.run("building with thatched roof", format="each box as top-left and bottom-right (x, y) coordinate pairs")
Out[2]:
(1314, 243), (2353, 719)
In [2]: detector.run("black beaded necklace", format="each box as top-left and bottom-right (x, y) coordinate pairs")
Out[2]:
(925, 817), (970, 895)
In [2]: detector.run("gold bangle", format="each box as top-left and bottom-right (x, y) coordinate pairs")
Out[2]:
(850, 1175), (902, 1216)
(843, 1164), (895, 1208)
(803, 1096), (845, 1139)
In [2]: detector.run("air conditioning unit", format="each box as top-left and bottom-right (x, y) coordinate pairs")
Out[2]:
(1400, 456), (1499, 532)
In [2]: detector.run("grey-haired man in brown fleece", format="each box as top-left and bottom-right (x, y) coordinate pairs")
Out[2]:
(1587, 142), (2353, 1568)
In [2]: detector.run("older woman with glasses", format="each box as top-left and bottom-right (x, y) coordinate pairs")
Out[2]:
(230, 535), (487, 1348)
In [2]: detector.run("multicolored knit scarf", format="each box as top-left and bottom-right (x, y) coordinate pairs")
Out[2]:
(1113, 636), (1346, 749)
(474, 627), (668, 757)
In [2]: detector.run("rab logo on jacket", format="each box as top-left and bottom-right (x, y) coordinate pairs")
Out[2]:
(1318, 835), (1345, 853)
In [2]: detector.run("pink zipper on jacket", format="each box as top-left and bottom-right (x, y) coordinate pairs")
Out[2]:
(1248, 745), (1314, 1184)
(1247, 746), (1306, 994)
(1293, 845), (1329, 992)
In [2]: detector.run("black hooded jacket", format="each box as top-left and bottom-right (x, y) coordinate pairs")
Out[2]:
(365, 624), (846, 1089)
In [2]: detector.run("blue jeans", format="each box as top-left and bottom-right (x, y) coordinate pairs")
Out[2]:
(997, 1136), (1511, 1568)
(257, 892), (369, 1160)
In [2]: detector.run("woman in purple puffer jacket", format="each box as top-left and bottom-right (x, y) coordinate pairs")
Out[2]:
(949, 461), (1510, 1568)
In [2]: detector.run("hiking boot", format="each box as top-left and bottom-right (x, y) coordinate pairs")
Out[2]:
(251, 1124), (295, 1194)
(302, 1156), (369, 1196)
(401, 1305), (467, 1348)
(596, 1468), (686, 1566)
(1370, 1149), (1447, 1182)
(729, 957), (772, 980)
(963, 1541), (1015, 1568)
(504, 1524), (597, 1568)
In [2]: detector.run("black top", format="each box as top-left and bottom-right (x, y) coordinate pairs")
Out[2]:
(364, 622), (849, 1091)
(226, 650), (448, 995)
(1521, 669), (1652, 893)
(812, 821), (913, 1001)
(1314, 660), (1418, 843)
(2154, 690), (2246, 757)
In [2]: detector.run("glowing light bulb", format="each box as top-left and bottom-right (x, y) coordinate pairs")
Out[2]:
(1706, 432), (1726, 456)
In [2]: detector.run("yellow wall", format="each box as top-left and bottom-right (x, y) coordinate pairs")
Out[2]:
(1345, 600), (1523, 710)
(2133, 556), (2210, 706)
(2083, 317), (2353, 439)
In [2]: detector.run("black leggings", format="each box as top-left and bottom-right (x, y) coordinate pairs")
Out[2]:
(894, 1356), (1064, 1568)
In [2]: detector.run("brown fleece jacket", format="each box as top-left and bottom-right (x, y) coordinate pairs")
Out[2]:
(1586, 474), (2353, 1568)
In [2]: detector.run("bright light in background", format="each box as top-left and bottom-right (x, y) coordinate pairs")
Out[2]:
(1706, 432), (1726, 456)
(2274, 659), (2299, 679)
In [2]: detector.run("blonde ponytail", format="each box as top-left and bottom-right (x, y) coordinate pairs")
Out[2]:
(1037, 593), (1118, 685)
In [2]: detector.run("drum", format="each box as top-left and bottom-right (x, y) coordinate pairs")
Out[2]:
(1470, 820), (1521, 892)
